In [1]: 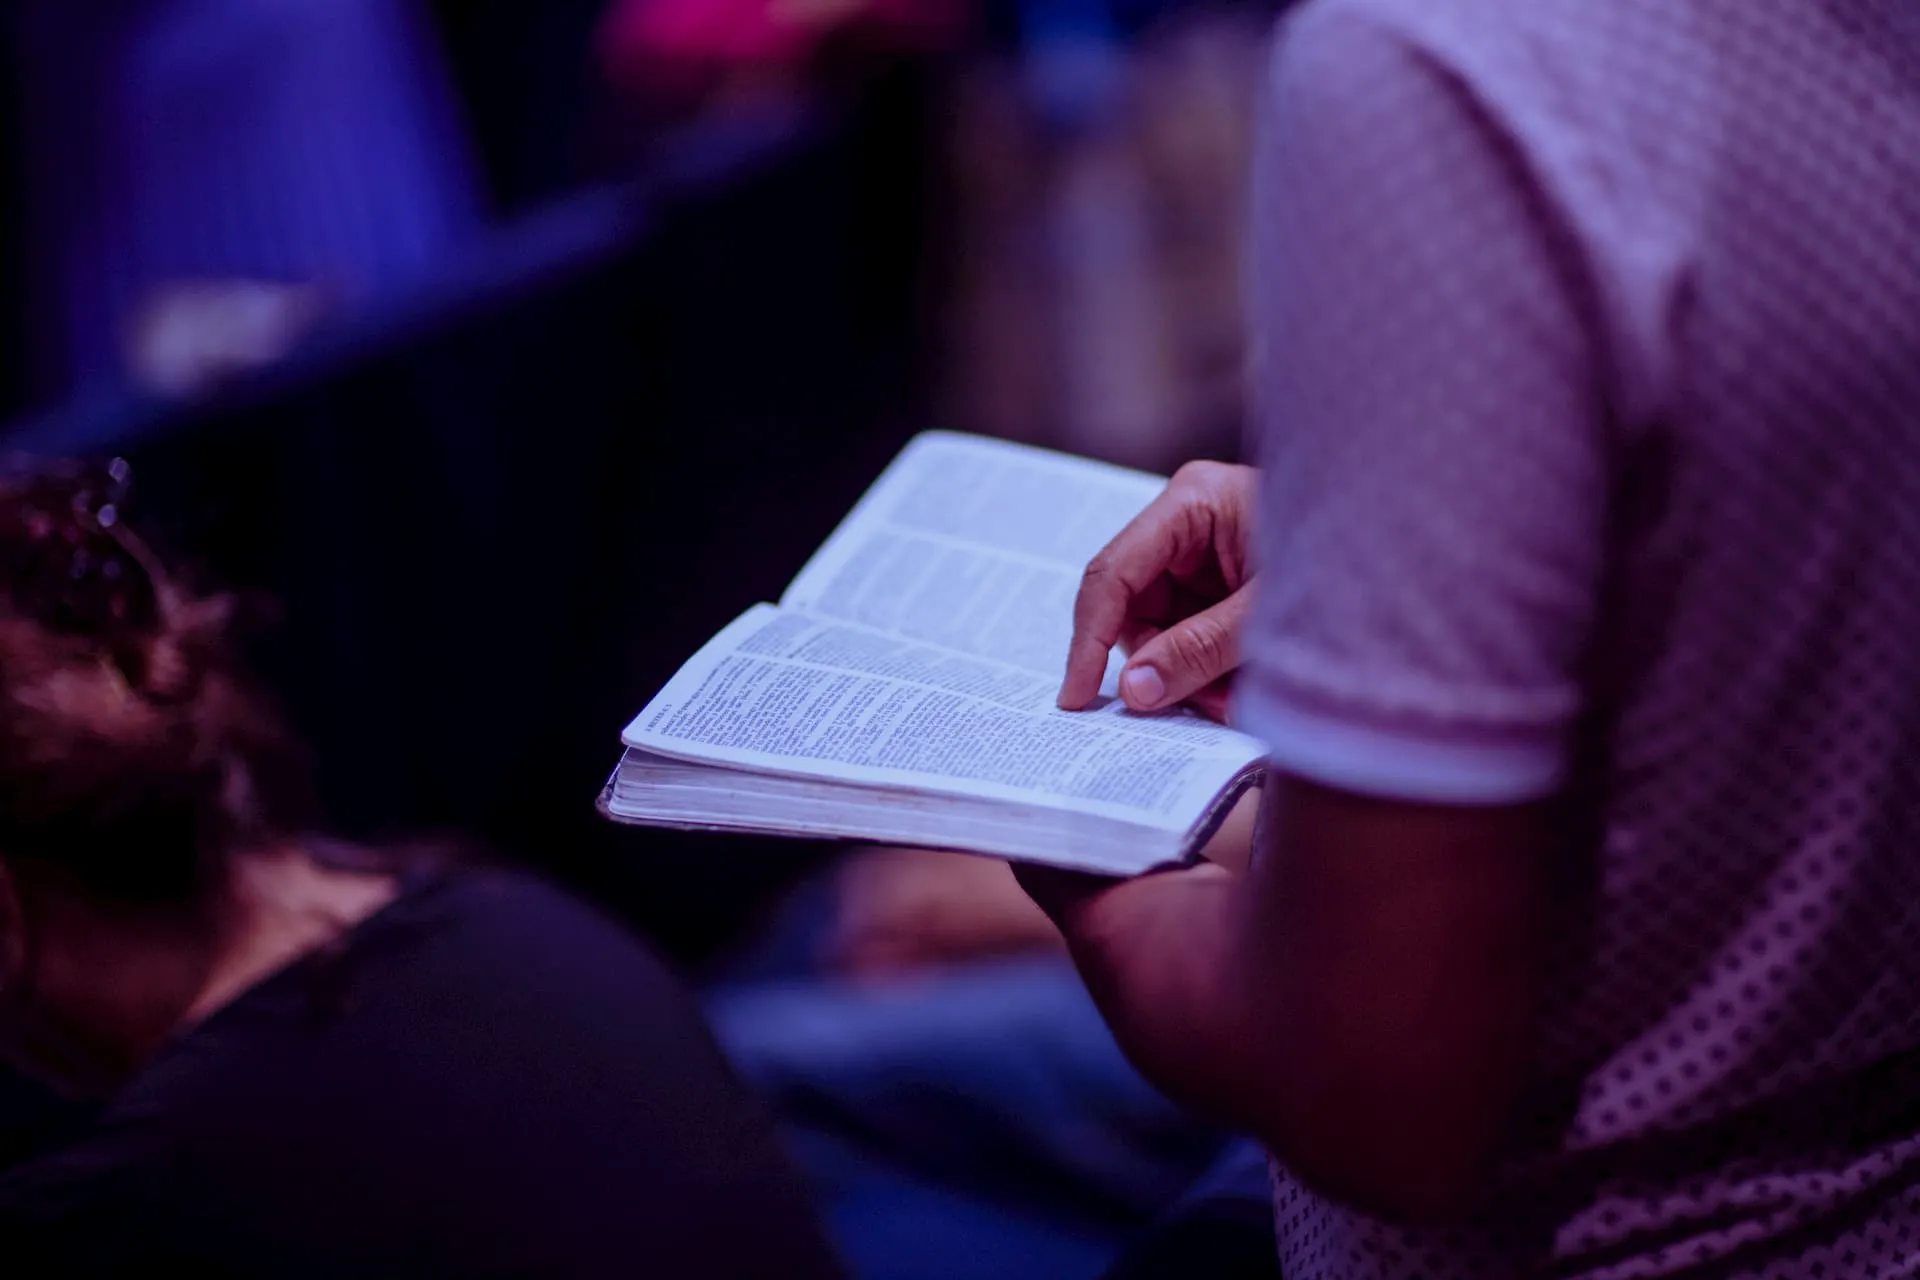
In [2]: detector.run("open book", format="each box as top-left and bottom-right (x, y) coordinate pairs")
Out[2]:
(600, 432), (1265, 876)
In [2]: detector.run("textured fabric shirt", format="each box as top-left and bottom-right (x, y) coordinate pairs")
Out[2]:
(1236, 0), (1920, 1274)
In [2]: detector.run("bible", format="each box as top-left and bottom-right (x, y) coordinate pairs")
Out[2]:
(599, 432), (1265, 876)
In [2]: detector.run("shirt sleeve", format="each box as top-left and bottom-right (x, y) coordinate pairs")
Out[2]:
(1235, 4), (1612, 805)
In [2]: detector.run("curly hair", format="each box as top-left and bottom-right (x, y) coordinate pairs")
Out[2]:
(0, 460), (316, 905)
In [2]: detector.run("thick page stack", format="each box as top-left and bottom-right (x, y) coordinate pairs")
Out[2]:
(601, 433), (1265, 876)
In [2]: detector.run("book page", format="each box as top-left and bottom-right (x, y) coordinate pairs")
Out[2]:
(781, 433), (1165, 677)
(623, 605), (1263, 832)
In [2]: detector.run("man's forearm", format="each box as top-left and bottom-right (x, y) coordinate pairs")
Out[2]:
(1055, 866), (1275, 1131)
(1057, 867), (1487, 1222)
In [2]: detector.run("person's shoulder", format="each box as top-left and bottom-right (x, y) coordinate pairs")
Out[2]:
(373, 867), (705, 1020)
(1258, 0), (1634, 202)
(403, 867), (658, 960)
(1261, 0), (1559, 153)
(1265, 0), (1724, 261)
(1271, 0), (1690, 102)
(1280, 0), (1678, 52)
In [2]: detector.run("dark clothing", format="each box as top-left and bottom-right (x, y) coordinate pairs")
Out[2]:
(0, 870), (841, 1278)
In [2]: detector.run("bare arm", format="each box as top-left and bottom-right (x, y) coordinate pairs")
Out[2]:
(1026, 776), (1550, 1221)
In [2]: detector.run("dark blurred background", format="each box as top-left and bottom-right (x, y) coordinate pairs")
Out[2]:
(0, 0), (1269, 957)
(0, 2), (1281, 1273)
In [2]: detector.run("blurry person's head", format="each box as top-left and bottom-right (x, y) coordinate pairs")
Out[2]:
(0, 460), (315, 1095)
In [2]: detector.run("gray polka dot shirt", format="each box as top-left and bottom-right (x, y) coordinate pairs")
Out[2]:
(1236, 1), (1920, 1274)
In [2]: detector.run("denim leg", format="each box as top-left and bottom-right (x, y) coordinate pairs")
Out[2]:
(708, 956), (1233, 1279)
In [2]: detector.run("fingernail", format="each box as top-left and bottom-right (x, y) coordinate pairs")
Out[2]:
(1122, 665), (1165, 708)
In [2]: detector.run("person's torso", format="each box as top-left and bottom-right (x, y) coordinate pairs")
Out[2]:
(0, 870), (841, 1279)
(1269, 1), (1920, 1275)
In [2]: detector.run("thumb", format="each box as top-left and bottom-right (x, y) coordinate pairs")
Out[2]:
(1118, 587), (1250, 712)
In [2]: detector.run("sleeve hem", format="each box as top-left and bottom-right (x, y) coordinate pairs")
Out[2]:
(1234, 685), (1570, 805)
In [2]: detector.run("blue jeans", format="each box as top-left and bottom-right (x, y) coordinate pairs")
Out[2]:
(710, 954), (1265, 1280)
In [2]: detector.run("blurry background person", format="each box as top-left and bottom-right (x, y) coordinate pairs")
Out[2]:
(0, 459), (841, 1277)
(596, 0), (967, 118)
(938, 1), (1267, 472)
(1031, 0), (1920, 1275)
(12, 0), (484, 407)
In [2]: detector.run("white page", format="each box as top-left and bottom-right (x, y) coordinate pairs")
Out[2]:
(623, 605), (1262, 832)
(781, 432), (1165, 678)
(604, 751), (1185, 875)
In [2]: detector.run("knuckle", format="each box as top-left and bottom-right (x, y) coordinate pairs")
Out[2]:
(1168, 618), (1231, 676)
(1174, 460), (1227, 491)
(1169, 460), (1211, 492)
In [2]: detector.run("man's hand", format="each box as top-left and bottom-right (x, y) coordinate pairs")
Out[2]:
(1059, 461), (1259, 722)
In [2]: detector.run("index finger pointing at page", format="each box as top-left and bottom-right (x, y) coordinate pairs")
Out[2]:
(1058, 490), (1186, 710)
